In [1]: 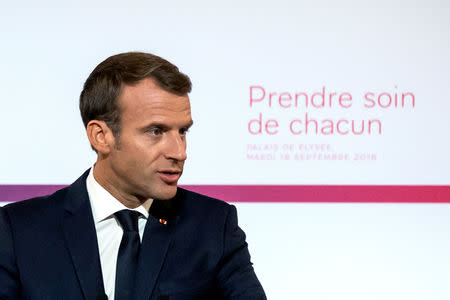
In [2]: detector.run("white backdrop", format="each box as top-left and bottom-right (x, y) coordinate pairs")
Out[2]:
(1, 1), (450, 299)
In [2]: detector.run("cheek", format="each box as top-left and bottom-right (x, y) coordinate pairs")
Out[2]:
(120, 135), (148, 155)
(116, 135), (163, 165)
(133, 143), (163, 166)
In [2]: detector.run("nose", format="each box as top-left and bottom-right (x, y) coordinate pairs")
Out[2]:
(164, 131), (187, 161)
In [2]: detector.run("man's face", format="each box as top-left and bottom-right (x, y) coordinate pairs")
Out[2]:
(105, 78), (192, 201)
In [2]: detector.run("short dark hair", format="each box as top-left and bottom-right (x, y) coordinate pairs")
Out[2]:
(79, 52), (192, 136)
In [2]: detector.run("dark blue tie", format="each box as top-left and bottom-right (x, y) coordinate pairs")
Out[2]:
(114, 209), (141, 300)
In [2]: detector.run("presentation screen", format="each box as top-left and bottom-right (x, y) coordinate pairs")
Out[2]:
(1, 1), (449, 299)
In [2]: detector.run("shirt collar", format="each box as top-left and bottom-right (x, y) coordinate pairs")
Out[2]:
(86, 166), (149, 223)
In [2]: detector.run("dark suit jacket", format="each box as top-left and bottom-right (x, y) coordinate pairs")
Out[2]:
(0, 170), (266, 300)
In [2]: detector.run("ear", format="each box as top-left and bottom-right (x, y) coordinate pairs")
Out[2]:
(86, 120), (115, 154)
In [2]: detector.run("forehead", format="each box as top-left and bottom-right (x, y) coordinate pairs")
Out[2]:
(118, 78), (191, 123)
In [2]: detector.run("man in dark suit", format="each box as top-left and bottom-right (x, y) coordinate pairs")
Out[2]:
(0, 52), (266, 299)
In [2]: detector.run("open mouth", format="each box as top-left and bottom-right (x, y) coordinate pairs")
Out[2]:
(158, 170), (181, 184)
(160, 171), (180, 175)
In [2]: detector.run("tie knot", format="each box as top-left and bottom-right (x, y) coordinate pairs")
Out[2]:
(114, 209), (141, 232)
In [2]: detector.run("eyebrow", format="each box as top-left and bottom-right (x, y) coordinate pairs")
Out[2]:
(184, 120), (194, 129)
(140, 120), (194, 131)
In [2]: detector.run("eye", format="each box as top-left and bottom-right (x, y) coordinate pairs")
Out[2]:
(179, 127), (190, 136)
(148, 128), (163, 136)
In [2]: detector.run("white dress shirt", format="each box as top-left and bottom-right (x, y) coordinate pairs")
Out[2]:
(86, 167), (149, 300)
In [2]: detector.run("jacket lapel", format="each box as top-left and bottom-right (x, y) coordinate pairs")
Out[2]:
(133, 197), (180, 300)
(61, 170), (106, 300)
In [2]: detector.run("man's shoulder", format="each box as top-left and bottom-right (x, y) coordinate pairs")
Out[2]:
(3, 170), (90, 218)
(152, 187), (234, 221)
(2, 186), (69, 220)
(178, 187), (229, 208)
(177, 187), (231, 212)
(5, 185), (68, 207)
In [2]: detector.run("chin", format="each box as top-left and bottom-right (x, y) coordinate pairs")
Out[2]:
(153, 186), (178, 200)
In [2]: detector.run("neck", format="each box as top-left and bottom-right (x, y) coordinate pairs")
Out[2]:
(92, 161), (153, 211)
